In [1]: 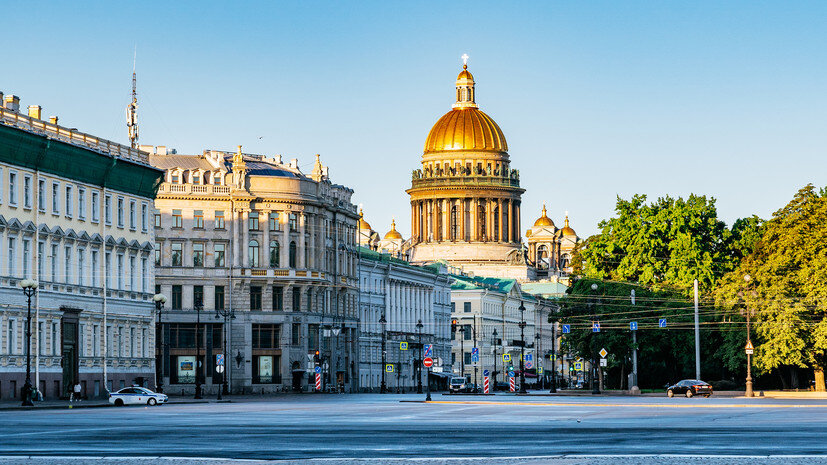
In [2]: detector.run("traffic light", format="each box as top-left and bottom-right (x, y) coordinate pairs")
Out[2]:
(314, 350), (320, 364)
(451, 318), (458, 336)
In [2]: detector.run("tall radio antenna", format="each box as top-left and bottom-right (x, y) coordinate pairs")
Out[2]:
(126, 47), (139, 149)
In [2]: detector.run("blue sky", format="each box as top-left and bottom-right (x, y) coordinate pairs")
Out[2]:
(3, 1), (825, 238)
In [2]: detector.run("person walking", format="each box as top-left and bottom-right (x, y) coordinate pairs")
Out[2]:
(71, 383), (81, 402)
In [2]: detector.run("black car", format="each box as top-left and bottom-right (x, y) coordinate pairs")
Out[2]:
(667, 379), (713, 398)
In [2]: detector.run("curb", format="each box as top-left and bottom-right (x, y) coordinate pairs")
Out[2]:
(0, 399), (210, 412)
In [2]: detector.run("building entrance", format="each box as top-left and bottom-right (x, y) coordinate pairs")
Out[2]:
(60, 307), (81, 399)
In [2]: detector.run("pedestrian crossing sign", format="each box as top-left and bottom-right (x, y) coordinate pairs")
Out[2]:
(574, 362), (583, 371)
(385, 364), (394, 373)
(400, 342), (408, 351)
(503, 354), (511, 363)
(538, 366), (544, 374)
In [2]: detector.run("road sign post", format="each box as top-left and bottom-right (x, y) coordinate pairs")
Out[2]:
(509, 376), (515, 392)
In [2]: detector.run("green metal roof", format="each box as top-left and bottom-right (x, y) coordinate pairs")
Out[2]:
(449, 274), (518, 294)
(357, 246), (443, 275)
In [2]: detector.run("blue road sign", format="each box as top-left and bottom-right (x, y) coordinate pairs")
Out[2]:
(659, 318), (667, 328)
(562, 324), (570, 334)
(314, 366), (322, 374)
(525, 353), (533, 362)
(472, 354), (479, 363)
(508, 371), (516, 378)
(483, 369), (490, 377)
(538, 366), (544, 374)
(472, 347), (479, 356)
(385, 364), (394, 373)
(216, 354), (224, 366)
(503, 354), (511, 363)
(593, 321), (601, 333)
(424, 344), (432, 357)
(574, 362), (583, 371)
(400, 341), (408, 351)
(630, 321), (638, 331)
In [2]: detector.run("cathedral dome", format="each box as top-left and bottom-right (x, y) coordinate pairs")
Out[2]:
(533, 204), (555, 228)
(384, 219), (403, 240)
(358, 209), (373, 231)
(560, 215), (576, 236)
(424, 108), (508, 154)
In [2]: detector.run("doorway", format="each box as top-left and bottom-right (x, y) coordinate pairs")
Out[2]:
(291, 361), (303, 391)
(61, 307), (81, 400)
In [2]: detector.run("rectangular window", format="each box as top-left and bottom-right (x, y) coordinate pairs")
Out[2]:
(193, 210), (204, 229)
(117, 254), (123, 290)
(141, 203), (148, 232)
(52, 323), (59, 356)
(7, 237), (16, 277)
(154, 243), (161, 266)
(192, 172), (201, 184)
(141, 257), (147, 293)
(22, 239), (30, 278)
(78, 188), (86, 220)
(23, 175), (32, 208)
(193, 285), (204, 308)
(91, 250), (98, 287)
(154, 213), (161, 228)
(77, 249), (85, 286)
(250, 286), (262, 311)
(253, 355), (279, 384)
(52, 181), (60, 214)
(7, 319), (16, 354)
(214, 211), (225, 229)
(272, 286), (284, 311)
(117, 197), (124, 227)
(213, 173), (221, 184)
(38, 179), (45, 211)
(248, 212), (259, 231)
(105, 252), (111, 289)
(93, 324), (99, 356)
(252, 324), (280, 349)
(172, 209), (183, 228)
(65, 185), (73, 217)
(215, 285), (225, 311)
(214, 243), (225, 267)
(37, 242), (45, 281)
(142, 328), (147, 357)
(104, 194), (111, 224)
(129, 200), (136, 230)
(463, 324), (472, 341)
(269, 212), (279, 231)
(51, 244), (58, 282)
(292, 287), (300, 310)
(129, 256), (136, 291)
(291, 323), (300, 345)
(9, 171), (17, 206)
(171, 285), (182, 310)
(289, 213), (297, 231)
(91, 191), (99, 222)
(192, 243), (204, 267)
(171, 243), (182, 267)
(463, 302), (471, 313)
(38, 321), (44, 355)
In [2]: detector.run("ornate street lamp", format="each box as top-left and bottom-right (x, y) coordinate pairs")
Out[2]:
(20, 279), (38, 406)
(742, 274), (755, 398)
(153, 293), (167, 393)
(591, 283), (600, 395)
(214, 305), (235, 400)
(492, 328), (499, 390)
(332, 323), (342, 392)
(518, 302), (527, 394)
(416, 319), (424, 394)
(379, 314), (387, 394)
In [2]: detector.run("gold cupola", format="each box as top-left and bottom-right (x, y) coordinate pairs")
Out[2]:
(533, 204), (555, 227)
(358, 208), (373, 232)
(384, 219), (403, 240)
(560, 213), (576, 236)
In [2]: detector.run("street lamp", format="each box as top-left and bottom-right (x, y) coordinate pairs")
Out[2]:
(332, 323), (341, 392)
(194, 299), (203, 399)
(416, 319), (424, 394)
(20, 279), (38, 406)
(591, 283), (600, 395)
(153, 293), (167, 394)
(458, 324), (466, 380)
(518, 302), (527, 394)
(534, 333), (542, 390)
(214, 305), (235, 400)
(492, 328), (499, 391)
(742, 274), (755, 398)
(550, 313), (558, 394)
(379, 314), (387, 394)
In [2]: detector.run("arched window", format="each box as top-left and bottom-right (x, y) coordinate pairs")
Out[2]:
(537, 245), (549, 270)
(450, 205), (458, 241)
(478, 203), (487, 241)
(289, 241), (297, 268)
(269, 241), (280, 267)
(248, 240), (259, 267)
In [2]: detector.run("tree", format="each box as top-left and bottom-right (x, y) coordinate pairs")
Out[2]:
(715, 185), (827, 391)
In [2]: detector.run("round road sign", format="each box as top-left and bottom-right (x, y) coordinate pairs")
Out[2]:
(423, 357), (434, 368)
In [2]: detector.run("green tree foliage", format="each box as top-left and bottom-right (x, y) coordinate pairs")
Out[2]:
(715, 185), (827, 390)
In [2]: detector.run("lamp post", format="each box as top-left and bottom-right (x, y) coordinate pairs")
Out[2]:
(194, 300), (203, 399)
(332, 323), (341, 392)
(458, 324), (465, 380)
(214, 305), (235, 400)
(742, 274), (755, 398)
(492, 328), (498, 391)
(153, 293), (167, 394)
(416, 319), (424, 394)
(591, 283), (600, 395)
(550, 317), (558, 393)
(20, 279), (38, 406)
(518, 302), (527, 394)
(379, 314), (387, 394)
(472, 320), (478, 393)
(534, 333), (542, 390)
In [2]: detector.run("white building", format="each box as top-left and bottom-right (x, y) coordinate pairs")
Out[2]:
(0, 93), (163, 400)
(358, 246), (452, 392)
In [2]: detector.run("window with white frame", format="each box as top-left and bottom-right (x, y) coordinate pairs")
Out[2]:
(38, 179), (45, 211)
(141, 203), (148, 232)
(78, 249), (85, 286)
(51, 322), (58, 355)
(23, 175), (32, 208)
(141, 257), (148, 293)
(117, 254), (124, 289)
(91, 191), (99, 222)
(129, 255), (136, 290)
(104, 194), (111, 224)
(7, 237), (16, 277)
(80, 324), (86, 357)
(64, 246), (72, 283)
(130, 327), (135, 357)
(7, 319), (17, 354)
(38, 321), (44, 355)
(50, 243), (58, 282)
(91, 250), (98, 287)
(129, 200), (136, 230)
(9, 171), (17, 206)
(65, 185), (73, 218)
(22, 239), (30, 278)
(78, 188), (86, 220)
(37, 242), (44, 281)
(142, 328), (147, 357)
(93, 324), (100, 356)
(105, 252), (111, 288)
(117, 197), (124, 227)
(52, 181), (60, 214)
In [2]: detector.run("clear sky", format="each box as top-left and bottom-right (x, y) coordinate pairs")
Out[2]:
(4, 1), (825, 238)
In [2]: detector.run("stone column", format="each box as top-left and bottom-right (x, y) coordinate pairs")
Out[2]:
(431, 199), (438, 242)
(281, 210), (289, 267)
(515, 202), (521, 243)
(442, 199), (450, 241)
(498, 198), (504, 242)
(262, 210), (271, 267)
(411, 202), (417, 242)
(507, 200), (513, 243)
(459, 199), (465, 242)
(470, 199), (478, 242)
(241, 210), (249, 268)
(299, 212), (307, 269)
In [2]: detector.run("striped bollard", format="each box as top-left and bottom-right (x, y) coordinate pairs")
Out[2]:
(483, 376), (490, 394)
(509, 376), (515, 392)
(315, 373), (322, 391)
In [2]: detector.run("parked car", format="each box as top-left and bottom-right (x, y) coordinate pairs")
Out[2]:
(667, 379), (713, 398)
(449, 377), (468, 393)
(109, 387), (169, 406)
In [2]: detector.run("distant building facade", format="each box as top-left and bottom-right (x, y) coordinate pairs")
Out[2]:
(0, 93), (163, 400)
(150, 147), (360, 394)
(357, 247), (452, 392)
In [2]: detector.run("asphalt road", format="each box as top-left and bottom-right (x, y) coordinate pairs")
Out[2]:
(2, 394), (827, 462)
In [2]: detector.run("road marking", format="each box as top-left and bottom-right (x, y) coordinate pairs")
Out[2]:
(423, 400), (827, 409)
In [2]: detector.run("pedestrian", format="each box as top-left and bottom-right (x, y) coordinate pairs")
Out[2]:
(71, 382), (81, 402)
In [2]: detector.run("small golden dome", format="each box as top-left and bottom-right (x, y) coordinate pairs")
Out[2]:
(358, 209), (373, 231)
(533, 204), (555, 228)
(384, 219), (403, 240)
(457, 64), (474, 81)
(424, 108), (508, 153)
(561, 214), (576, 236)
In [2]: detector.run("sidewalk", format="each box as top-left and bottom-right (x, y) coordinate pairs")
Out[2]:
(0, 396), (211, 411)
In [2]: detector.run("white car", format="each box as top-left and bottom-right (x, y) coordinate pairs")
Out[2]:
(109, 387), (169, 406)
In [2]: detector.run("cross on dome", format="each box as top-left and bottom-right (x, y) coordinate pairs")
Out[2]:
(461, 54), (469, 66)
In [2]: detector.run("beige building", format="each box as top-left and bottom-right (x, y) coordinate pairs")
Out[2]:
(150, 147), (360, 394)
(525, 205), (580, 279)
(0, 93), (163, 400)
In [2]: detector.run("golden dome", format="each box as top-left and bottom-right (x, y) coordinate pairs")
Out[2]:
(533, 204), (555, 227)
(358, 209), (373, 231)
(457, 64), (474, 81)
(384, 219), (403, 240)
(560, 214), (576, 236)
(424, 108), (508, 153)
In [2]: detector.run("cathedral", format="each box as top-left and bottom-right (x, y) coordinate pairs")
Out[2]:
(359, 60), (579, 282)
